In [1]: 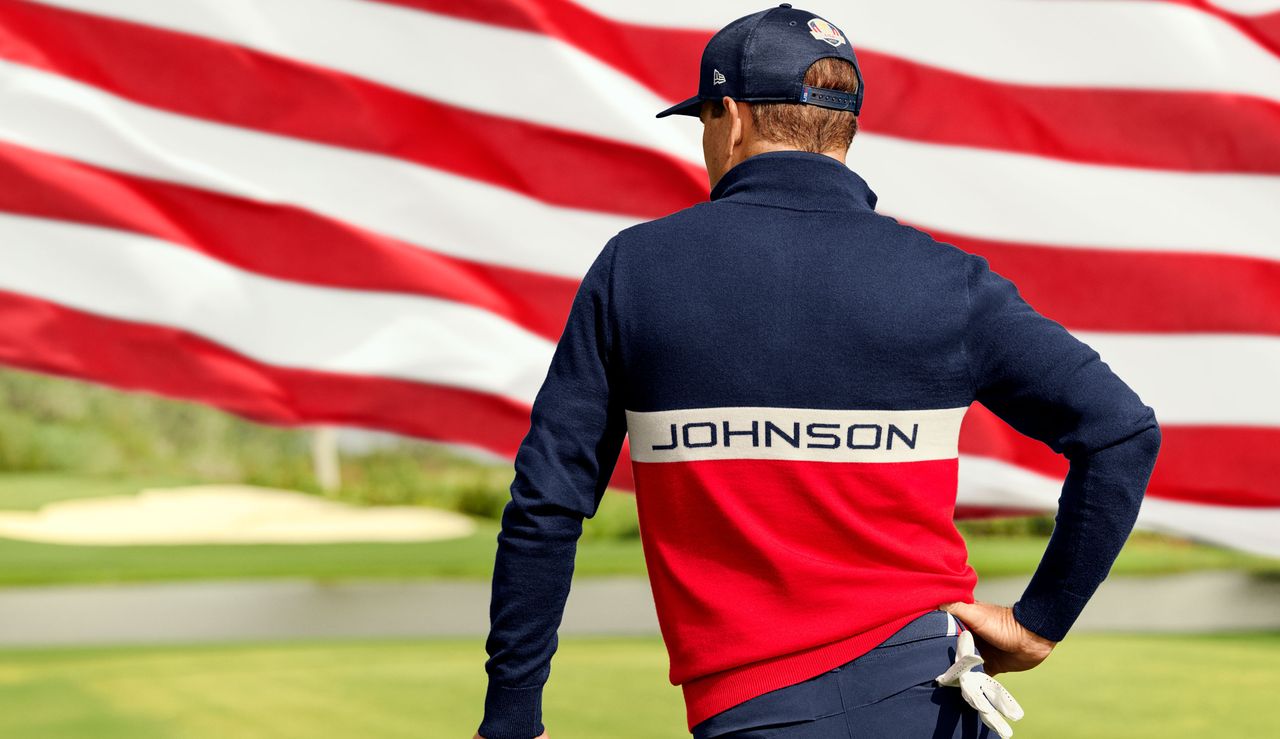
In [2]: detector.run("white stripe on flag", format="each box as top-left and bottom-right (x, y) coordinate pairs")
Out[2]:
(852, 134), (1280, 258)
(1204, 0), (1280, 14)
(1072, 330), (1280, 427)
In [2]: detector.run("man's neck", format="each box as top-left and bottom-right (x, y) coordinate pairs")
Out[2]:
(738, 140), (847, 167)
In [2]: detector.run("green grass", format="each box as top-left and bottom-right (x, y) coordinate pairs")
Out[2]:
(2, 472), (1278, 587)
(0, 632), (1276, 738)
(995, 630), (1280, 738)
(0, 525), (655, 586)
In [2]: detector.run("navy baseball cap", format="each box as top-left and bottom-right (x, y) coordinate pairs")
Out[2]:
(656, 3), (864, 119)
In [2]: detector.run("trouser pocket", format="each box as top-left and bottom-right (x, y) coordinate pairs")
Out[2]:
(839, 633), (973, 709)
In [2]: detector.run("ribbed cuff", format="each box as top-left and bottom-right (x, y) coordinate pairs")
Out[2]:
(477, 683), (544, 739)
(1011, 586), (1092, 643)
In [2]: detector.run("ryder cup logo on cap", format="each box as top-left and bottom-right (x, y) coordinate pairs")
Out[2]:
(807, 18), (845, 47)
(655, 3), (864, 119)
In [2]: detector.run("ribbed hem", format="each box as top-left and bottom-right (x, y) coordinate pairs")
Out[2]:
(477, 683), (544, 739)
(681, 608), (933, 731)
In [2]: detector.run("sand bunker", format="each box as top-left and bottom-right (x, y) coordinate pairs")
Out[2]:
(0, 484), (477, 545)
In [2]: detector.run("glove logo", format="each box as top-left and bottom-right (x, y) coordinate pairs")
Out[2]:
(807, 18), (846, 47)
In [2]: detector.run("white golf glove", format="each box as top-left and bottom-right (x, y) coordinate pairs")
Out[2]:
(934, 629), (1025, 738)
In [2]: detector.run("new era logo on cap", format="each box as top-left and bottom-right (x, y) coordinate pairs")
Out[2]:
(712, 69), (726, 85)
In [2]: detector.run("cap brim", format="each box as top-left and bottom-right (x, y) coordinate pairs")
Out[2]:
(656, 95), (704, 119)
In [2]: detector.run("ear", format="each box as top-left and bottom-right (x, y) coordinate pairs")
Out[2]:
(723, 96), (745, 154)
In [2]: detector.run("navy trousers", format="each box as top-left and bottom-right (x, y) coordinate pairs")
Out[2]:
(689, 609), (994, 738)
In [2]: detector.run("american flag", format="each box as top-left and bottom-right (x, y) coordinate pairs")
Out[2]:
(1, 0), (1277, 556)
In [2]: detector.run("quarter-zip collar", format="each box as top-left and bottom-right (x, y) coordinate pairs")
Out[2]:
(708, 150), (878, 213)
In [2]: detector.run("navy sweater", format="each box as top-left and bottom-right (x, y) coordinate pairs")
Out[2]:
(478, 150), (1162, 739)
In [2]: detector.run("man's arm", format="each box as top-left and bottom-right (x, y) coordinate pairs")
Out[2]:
(477, 237), (628, 739)
(963, 254), (1162, 643)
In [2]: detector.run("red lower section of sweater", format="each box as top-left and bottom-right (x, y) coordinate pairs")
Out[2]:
(630, 456), (979, 731)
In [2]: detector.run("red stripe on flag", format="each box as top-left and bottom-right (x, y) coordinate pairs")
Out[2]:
(922, 227), (1280, 336)
(955, 505), (1050, 519)
(961, 403), (1280, 508)
(0, 288), (531, 456)
(0, 140), (579, 342)
(861, 52), (1280, 175)
(0, 287), (639, 492)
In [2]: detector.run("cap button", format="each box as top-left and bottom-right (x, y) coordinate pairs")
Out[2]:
(779, 3), (792, 7)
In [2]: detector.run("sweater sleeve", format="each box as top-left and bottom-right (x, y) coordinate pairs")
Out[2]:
(963, 254), (1162, 643)
(477, 237), (628, 739)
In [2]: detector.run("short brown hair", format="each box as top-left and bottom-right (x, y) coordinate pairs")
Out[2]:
(710, 57), (860, 152)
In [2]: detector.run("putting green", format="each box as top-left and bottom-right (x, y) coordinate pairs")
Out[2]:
(0, 632), (1276, 738)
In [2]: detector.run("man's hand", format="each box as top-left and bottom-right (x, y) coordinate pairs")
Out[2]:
(938, 600), (1057, 676)
(473, 732), (549, 739)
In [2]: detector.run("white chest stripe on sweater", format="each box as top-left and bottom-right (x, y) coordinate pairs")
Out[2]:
(625, 405), (968, 464)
